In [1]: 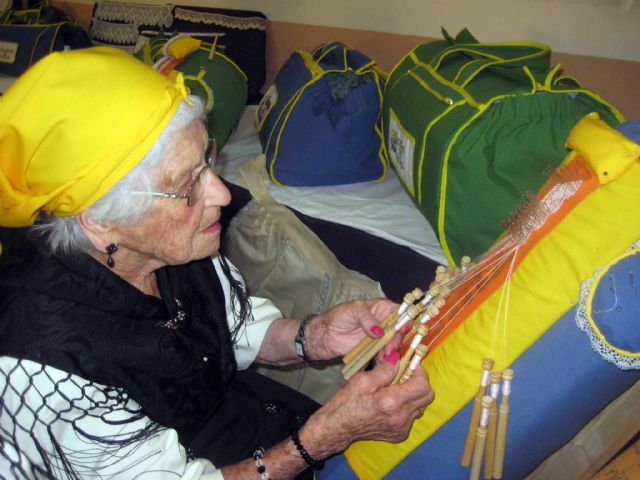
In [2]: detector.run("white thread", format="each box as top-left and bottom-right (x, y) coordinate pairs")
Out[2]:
(490, 382), (500, 399)
(409, 355), (422, 370)
(480, 408), (490, 427)
(481, 370), (491, 387)
(502, 380), (512, 396)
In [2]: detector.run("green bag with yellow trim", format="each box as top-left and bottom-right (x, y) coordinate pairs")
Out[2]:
(383, 28), (623, 265)
(137, 33), (248, 150)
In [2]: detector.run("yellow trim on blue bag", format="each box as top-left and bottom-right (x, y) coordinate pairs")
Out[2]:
(26, 22), (65, 68)
(585, 247), (640, 358)
(298, 50), (326, 77)
(266, 87), (308, 186)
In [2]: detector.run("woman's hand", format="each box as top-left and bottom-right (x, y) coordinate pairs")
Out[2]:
(305, 298), (398, 361)
(296, 353), (435, 458)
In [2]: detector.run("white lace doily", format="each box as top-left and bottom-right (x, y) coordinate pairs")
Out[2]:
(576, 241), (640, 370)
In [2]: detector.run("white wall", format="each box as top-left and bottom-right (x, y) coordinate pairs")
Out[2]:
(152, 0), (640, 62)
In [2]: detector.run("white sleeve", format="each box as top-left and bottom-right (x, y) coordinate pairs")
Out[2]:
(0, 357), (224, 480)
(212, 255), (282, 369)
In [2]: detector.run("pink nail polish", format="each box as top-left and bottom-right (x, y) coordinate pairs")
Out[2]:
(385, 350), (400, 366)
(371, 325), (384, 337)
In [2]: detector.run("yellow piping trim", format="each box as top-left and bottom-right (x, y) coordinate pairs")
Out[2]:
(459, 47), (549, 88)
(418, 63), (484, 109)
(554, 75), (585, 89)
(183, 70), (214, 110)
(407, 70), (453, 105)
(28, 23), (64, 68)
(586, 247), (640, 358)
(435, 104), (490, 265)
(416, 103), (463, 206)
(544, 64), (563, 90)
(452, 58), (489, 84)
(384, 47), (421, 93)
(264, 86), (307, 185)
(431, 46), (503, 70)
(298, 49), (325, 76)
(197, 46), (248, 81)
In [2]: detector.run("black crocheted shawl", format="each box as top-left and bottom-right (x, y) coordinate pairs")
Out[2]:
(0, 228), (316, 469)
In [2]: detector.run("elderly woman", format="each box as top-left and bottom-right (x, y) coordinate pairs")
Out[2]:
(0, 47), (433, 479)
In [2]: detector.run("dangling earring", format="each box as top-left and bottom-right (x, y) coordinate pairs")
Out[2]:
(105, 243), (118, 268)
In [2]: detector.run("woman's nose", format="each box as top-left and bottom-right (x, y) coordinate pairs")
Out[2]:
(203, 168), (231, 207)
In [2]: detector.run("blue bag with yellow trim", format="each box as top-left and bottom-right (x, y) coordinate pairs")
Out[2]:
(256, 42), (387, 186)
(0, 23), (66, 77)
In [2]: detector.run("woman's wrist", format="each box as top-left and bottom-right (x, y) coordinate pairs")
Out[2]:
(300, 313), (329, 362)
(294, 314), (316, 362)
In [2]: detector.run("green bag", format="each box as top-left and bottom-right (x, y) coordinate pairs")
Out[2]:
(138, 33), (248, 151)
(383, 28), (623, 265)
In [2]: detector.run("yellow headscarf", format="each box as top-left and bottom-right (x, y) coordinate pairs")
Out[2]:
(0, 46), (189, 227)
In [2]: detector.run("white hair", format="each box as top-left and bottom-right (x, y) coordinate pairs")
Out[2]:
(34, 96), (206, 255)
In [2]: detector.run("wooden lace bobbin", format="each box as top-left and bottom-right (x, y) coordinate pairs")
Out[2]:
(393, 324), (429, 384)
(402, 304), (439, 344)
(434, 272), (449, 286)
(469, 396), (494, 480)
(399, 287), (424, 316)
(398, 344), (429, 384)
(461, 255), (473, 272)
(342, 304), (423, 380)
(342, 288), (422, 365)
(483, 372), (502, 479)
(492, 369), (514, 479)
(418, 284), (442, 308)
(461, 358), (495, 467)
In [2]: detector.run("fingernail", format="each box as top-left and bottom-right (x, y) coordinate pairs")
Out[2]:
(371, 325), (384, 337)
(385, 350), (400, 366)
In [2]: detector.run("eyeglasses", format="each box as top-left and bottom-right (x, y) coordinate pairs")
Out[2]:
(138, 138), (217, 208)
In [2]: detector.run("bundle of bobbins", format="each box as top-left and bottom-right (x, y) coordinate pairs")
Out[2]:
(341, 258), (460, 381)
(461, 359), (515, 480)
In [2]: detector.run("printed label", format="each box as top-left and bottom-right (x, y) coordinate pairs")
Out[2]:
(0, 41), (18, 64)
(388, 109), (415, 195)
(255, 84), (278, 132)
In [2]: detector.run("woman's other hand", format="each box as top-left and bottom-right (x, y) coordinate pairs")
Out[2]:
(297, 353), (435, 457)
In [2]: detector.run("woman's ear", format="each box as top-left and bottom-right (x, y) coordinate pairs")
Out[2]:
(76, 212), (116, 252)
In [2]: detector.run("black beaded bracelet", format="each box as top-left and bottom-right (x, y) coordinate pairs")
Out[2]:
(291, 426), (325, 470)
(252, 447), (272, 480)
